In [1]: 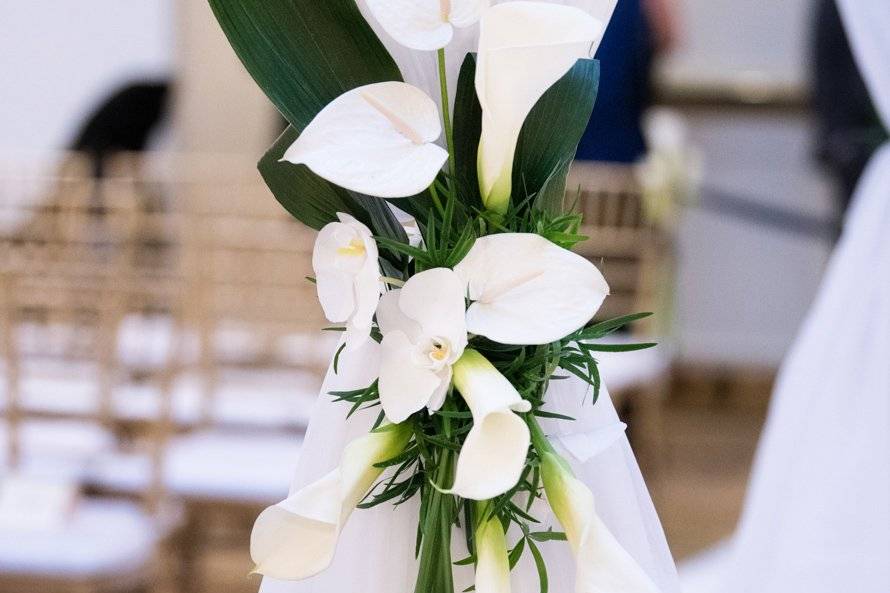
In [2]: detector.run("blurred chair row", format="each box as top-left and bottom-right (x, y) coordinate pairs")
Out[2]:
(0, 152), (677, 593)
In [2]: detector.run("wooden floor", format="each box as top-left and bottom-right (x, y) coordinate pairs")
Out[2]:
(152, 367), (775, 593)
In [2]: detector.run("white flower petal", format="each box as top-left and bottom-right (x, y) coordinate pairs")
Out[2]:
(379, 331), (444, 423)
(376, 289), (423, 341)
(540, 451), (661, 593)
(364, 0), (489, 51)
(449, 350), (531, 500)
(398, 268), (468, 354)
(450, 0), (490, 27)
(476, 2), (604, 210)
(475, 514), (511, 593)
(455, 233), (609, 345)
(314, 270), (355, 322)
(251, 424), (411, 580)
(283, 82), (448, 198)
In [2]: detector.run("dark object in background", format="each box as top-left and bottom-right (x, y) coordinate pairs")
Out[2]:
(575, 0), (653, 164)
(70, 81), (170, 180)
(812, 0), (888, 217)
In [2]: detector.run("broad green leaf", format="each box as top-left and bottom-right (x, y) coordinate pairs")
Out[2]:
(513, 59), (600, 213)
(452, 53), (484, 211)
(208, 0), (401, 131)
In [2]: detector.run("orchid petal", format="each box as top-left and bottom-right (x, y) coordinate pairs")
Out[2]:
(364, 0), (489, 51)
(251, 424), (411, 580)
(379, 331), (444, 423)
(449, 350), (531, 500)
(455, 233), (609, 345)
(475, 514), (512, 593)
(283, 82), (448, 198)
(376, 289), (423, 341)
(540, 451), (661, 593)
(476, 2), (604, 211)
(398, 267), (468, 357)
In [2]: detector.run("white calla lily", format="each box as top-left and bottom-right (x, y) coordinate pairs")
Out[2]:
(283, 82), (448, 198)
(250, 422), (412, 580)
(455, 233), (609, 345)
(365, 0), (490, 51)
(377, 268), (468, 423)
(540, 449), (661, 593)
(474, 511), (511, 593)
(476, 2), (605, 212)
(312, 213), (381, 348)
(448, 350), (531, 500)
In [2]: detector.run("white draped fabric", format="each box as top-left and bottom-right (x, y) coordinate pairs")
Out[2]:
(260, 343), (679, 593)
(707, 2), (890, 592)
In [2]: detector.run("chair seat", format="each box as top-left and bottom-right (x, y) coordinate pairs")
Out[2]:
(0, 420), (115, 481)
(89, 430), (303, 505)
(0, 498), (159, 579)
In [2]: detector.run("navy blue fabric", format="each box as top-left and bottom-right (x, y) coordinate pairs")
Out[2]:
(575, 0), (652, 164)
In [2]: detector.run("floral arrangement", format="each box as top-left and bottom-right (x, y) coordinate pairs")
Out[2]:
(209, 1), (661, 592)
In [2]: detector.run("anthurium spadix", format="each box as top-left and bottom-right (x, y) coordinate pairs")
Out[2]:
(364, 0), (490, 51)
(377, 268), (468, 423)
(282, 81), (448, 198)
(250, 422), (412, 580)
(540, 450), (661, 593)
(448, 350), (531, 500)
(313, 213), (381, 348)
(454, 233), (609, 345)
(476, 2), (605, 213)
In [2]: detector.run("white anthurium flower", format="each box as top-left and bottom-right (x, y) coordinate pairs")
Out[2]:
(448, 349), (531, 500)
(282, 81), (448, 198)
(365, 0), (490, 51)
(377, 268), (468, 423)
(313, 213), (381, 349)
(540, 450), (661, 593)
(474, 511), (512, 593)
(250, 422), (412, 580)
(454, 233), (609, 345)
(476, 1), (605, 212)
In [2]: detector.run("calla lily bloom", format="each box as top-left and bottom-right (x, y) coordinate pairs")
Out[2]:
(365, 0), (490, 51)
(283, 81), (448, 198)
(377, 268), (468, 423)
(475, 2), (604, 212)
(540, 450), (661, 593)
(449, 350), (531, 500)
(313, 213), (381, 348)
(454, 233), (609, 345)
(474, 511), (512, 593)
(250, 422), (412, 580)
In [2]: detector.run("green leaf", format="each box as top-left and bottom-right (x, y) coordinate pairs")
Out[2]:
(526, 538), (549, 593)
(452, 53), (484, 211)
(513, 59), (600, 213)
(580, 342), (658, 353)
(208, 0), (401, 131)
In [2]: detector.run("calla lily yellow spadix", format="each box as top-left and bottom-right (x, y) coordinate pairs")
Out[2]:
(474, 508), (512, 593)
(250, 422), (412, 580)
(538, 446), (661, 593)
(448, 349), (531, 500)
(455, 233), (610, 345)
(365, 0), (490, 51)
(282, 81), (448, 198)
(475, 2), (605, 213)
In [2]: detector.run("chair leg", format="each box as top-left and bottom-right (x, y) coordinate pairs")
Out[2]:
(174, 508), (203, 593)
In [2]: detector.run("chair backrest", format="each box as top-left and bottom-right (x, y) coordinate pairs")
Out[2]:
(569, 161), (675, 337)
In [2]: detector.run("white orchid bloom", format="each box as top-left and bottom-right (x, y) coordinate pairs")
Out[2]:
(377, 268), (468, 423)
(365, 0), (490, 51)
(476, 2), (605, 212)
(475, 512), (512, 593)
(312, 213), (381, 348)
(455, 233), (609, 345)
(283, 81), (448, 198)
(449, 350), (531, 500)
(540, 450), (661, 593)
(250, 422), (412, 580)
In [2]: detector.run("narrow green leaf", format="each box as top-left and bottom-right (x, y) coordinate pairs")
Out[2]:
(452, 53), (484, 211)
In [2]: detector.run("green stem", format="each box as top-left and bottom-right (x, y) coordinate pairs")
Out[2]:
(429, 178), (447, 218)
(437, 48), (456, 178)
(414, 451), (455, 593)
(527, 414), (554, 455)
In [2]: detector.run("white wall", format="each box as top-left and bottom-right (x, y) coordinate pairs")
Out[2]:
(0, 1), (173, 152)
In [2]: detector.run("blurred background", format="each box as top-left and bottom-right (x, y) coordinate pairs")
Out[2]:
(0, 1), (885, 592)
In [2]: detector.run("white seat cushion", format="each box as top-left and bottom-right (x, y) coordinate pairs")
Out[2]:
(89, 430), (302, 505)
(0, 498), (159, 578)
(0, 420), (115, 481)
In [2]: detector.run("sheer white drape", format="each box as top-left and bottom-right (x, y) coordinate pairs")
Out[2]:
(260, 351), (679, 593)
(713, 2), (890, 592)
